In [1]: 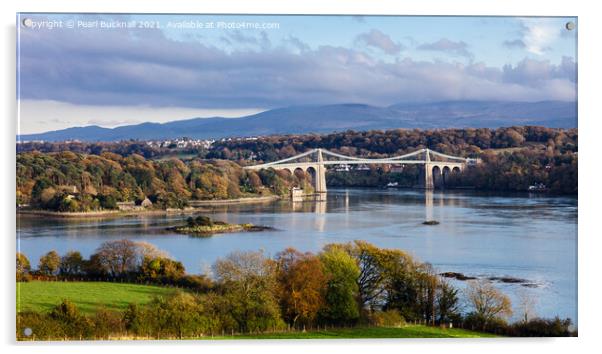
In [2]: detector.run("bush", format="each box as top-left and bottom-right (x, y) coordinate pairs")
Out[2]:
(369, 310), (405, 328)
(463, 312), (509, 334)
(195, 216), (213, 227)
(177, 274), (213, 292)
(48, 299), (94, 339)
(17, 311), (64, 340)
(509, 317), (574, 337)
(92, 307), (124, 339)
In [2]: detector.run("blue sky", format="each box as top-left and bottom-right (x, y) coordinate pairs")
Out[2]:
(17, 13), (577, 133)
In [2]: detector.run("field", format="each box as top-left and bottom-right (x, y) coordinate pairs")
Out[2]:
(17, 281), (177, 315)
(209, 326), (497, 339)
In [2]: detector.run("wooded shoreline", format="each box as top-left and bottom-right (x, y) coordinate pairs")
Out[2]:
(16, 195), (280, 219)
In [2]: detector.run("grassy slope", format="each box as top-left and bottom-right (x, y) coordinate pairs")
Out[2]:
(209, 326), (497, 339)
(17, 281), (176, 315)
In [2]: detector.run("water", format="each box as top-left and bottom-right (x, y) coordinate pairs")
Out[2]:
(17, 188), (577, 323)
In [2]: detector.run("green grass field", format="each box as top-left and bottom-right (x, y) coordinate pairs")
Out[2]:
(17, 281), (177, 315)
(209, 326), (497, 339)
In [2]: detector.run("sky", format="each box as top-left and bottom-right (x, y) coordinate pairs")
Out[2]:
(17, 14), (577, 134)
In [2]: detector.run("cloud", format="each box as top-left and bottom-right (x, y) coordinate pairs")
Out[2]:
(503, 56), (577, 85)
(355, 29), (404, 55)
(284, 35), (310, 52)
(518, 18), (562, 55)
(18, 22), (576, 119)
(220, 30), (271, 49)
(503, 39), (526, 49)
(418, 38), (473, 59)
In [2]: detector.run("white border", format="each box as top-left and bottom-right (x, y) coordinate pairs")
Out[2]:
(3, 1), (600, 354)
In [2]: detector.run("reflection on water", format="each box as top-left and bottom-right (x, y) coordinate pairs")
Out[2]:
(17, 188), (577, 323)
(425, 190), (434, 221)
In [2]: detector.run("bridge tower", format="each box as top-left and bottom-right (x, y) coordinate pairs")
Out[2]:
(423, 148), (435, 189)
(314, 148), (328, 194)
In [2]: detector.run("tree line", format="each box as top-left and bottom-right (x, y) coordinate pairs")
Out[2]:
(17, 140), (209, 160)
(17, 240), (574, 339)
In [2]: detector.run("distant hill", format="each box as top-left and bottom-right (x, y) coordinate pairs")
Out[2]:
(18, 101), (577, 142)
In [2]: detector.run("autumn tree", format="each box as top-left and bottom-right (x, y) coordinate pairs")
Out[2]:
(92, 239), (139, 277)
(465, 279), (513, 328)
(275, 248), (327, 327)
(140, 257), (185, 280)
(213, 250), (284, 333)
(135, 241), (168, 262)
(38, 250), (61, 276)
(16, 252), (31, 281)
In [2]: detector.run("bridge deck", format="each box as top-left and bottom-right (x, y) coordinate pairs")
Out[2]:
(245, 160), (466, 170)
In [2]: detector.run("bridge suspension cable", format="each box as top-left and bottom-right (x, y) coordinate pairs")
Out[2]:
(427, 149), (470, 162)
(381, 148), (428, 161)
(250, 148), (318, 168)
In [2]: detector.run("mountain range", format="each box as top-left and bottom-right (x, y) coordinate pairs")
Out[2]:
(18, 101), (577, 142)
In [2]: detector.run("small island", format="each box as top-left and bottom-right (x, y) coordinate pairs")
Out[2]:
(170, 215), (273, 237)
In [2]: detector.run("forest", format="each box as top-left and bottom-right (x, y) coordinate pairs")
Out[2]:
(16, 152), (309, 211)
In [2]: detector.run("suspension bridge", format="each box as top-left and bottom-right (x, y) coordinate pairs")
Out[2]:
(244, 148), (478, 193)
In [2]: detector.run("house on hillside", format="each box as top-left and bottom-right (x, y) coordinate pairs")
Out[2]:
(141, 197), (153, 209)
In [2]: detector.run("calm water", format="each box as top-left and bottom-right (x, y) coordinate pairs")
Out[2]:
(17, 188), (578, 323)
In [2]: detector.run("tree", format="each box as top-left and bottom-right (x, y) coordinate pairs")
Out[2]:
(275, 248), (327, 327)
(38, 250), (61, 276)
(436, 279), (461, 324)
(16, 252), (31, 281)
(465, 279), (513, 328)
(350, 241), (387, 308)
(135, 241), (168, 262)
(92, 239), (139, 277)
(123, 303), (150, 337)
(163, 292), (204, 339)
(516, 288), (538, 323)
(319, 245), (360, 324)
(59, 251), (85, 276)
(213, 251), (283, 333)
(186, 215), (213, 227)
(98, 194), (118, 209)
(83, 253), (108, 277)
(350, 241), (417, 311)
(140, 257), (185, 280)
